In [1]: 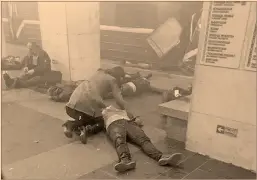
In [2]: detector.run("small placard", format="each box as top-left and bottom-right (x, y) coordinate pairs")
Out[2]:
(216, 125), (238, 138)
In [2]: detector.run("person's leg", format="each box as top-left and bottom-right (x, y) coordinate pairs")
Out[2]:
(2, 71), (16, 88)
(63, 106), (89, 138)
(85, 116), (105, 134)
(126, 122), (182, 166)
(16, 75), (43, 88)
(107, 120), (136, 172)
(3, 71), (43, 89)
(79, 116), (105, 144)
(126, 121), (163, 160)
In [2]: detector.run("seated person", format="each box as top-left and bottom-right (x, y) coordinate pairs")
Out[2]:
(102, 105), (182, 172)
(3, 42), (51, 89)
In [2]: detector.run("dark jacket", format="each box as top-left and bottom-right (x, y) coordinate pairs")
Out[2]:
(24, 49), (51, 76)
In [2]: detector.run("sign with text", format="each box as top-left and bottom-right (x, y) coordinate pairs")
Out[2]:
(245, 24), (257, 71)
(216, 125), (238, 138)
(201, 2), (251, 68)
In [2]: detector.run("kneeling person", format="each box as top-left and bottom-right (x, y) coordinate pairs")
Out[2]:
(102, 106), (182, 172)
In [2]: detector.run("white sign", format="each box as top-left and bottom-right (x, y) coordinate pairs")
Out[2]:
(201, 2), (251, 68)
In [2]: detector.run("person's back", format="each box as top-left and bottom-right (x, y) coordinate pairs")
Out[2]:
(67, 69), (117, 118)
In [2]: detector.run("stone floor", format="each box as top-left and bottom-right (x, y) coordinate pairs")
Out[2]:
(1, 64), (256, 179)
(2, 86), (256, 179)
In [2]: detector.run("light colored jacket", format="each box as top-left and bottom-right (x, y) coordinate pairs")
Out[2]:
(102, 105), (130, 129)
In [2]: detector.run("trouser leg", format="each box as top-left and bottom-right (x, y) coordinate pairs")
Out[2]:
(107, 120), (136, 172)
(126, 122), (162, 161)
(107, 120), (131, 161)
(16, 75), (43, 88)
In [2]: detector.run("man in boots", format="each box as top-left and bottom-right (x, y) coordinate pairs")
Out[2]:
(63, 66), (134, 144)
(102, 105), (183, 172)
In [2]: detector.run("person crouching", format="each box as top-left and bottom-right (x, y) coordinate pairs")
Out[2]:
(102, 105), (183, 173)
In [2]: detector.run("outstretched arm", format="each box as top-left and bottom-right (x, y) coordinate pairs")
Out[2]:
(110, 80), (134, 119)
(110, 79), (127, 110)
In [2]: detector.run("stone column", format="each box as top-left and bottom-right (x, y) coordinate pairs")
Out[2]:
(186, 2), (256, 171)
(38, 2), (100, 82)
(2, 26), (7, 57)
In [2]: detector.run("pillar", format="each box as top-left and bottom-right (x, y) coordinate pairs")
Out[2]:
(38, 2), (100, 82)
(186, 2), (256, 171)
(2, 26), (7, 57)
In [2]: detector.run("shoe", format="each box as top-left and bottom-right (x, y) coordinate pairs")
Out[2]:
(3, 71), (15, 88)
(114, 159), (136, 172)
(79, 125), (90, 144)
(158, 153), (182, 166)
(62, 120), (75, 138)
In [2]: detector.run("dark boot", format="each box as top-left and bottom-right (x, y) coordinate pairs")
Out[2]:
(79, 123), (104, 144)
(158, 153), (182, 167)
(86, 123), (104, 134)
(114, 158), (136, 172)
(79, 125), (89, 144)
(3, 71), (16, 88)
(62, 120), (78, 138)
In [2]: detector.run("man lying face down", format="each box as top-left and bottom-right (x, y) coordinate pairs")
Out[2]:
(102, 105), (183, 173)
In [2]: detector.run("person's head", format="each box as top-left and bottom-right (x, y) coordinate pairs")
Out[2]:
(27, 42), (32, 50)
(29, 42), (41, 55)
(106, 66), (125, 85)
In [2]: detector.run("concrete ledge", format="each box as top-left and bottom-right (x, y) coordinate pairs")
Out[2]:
(165, 116), (188, 142)
(158, 96), (190, 120)
(158, 97), (191, 142)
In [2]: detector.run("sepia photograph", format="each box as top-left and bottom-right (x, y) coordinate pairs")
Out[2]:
(1, 1), (256, 179)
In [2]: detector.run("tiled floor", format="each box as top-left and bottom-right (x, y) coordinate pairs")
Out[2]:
(2, 79), (256, 179)
(79, 138), (256, 179)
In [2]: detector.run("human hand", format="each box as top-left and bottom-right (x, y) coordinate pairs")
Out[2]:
(23, 67), (29, 73)
(27, 69), (35, 75)
(127, 110), (134, 119)
(134, 117), (144, 127)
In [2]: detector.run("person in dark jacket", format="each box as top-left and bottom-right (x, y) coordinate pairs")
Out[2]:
(3, 42), (51, 89)
(63, 67), (134, 144)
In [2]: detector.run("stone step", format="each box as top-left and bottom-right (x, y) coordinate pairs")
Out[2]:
(158, 97), (190, 142)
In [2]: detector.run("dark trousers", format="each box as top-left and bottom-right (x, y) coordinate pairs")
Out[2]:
(65, 106), (104, 133)
(107, 119), (163, 161)
(15, 74), (43, 88)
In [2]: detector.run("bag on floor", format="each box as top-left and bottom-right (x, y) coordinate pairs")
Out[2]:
(1, 56), (23, 70)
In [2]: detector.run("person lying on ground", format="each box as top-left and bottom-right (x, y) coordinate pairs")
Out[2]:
(47, 71), (152, 102)
(3, 42), (52, 89)
(162, 84), (193, 103)
(102, 105), (183, 173)
(47, 81), (81, 102)
(104, 72), (153, 99)
(62, 66), (135, 144)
